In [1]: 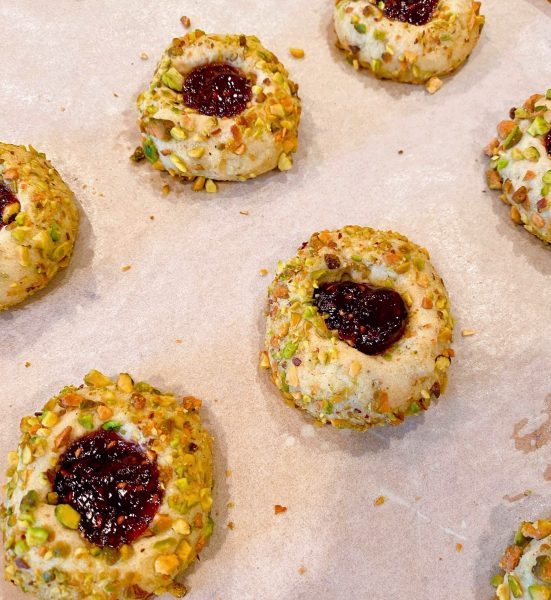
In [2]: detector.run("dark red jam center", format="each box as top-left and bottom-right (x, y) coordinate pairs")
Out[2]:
(545, 131), (551, 156)
(0, 182), (18, 230)
(53, 429), (163, 548)
(383, 0), (440, 25)
(182, 62), (252, 118)
(313, 281), (408, 355)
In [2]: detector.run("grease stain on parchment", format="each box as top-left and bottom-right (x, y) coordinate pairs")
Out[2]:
(512, 395), (551, 454)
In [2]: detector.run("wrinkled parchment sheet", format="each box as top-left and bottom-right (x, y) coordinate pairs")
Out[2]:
(1, 1), (550, 598)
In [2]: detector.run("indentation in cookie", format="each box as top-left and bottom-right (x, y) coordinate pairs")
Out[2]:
(182, 62), (252, 117)
(313, 281), (408, 355)
(53, 429), (163, 548)
(0, 182), (19, 230)
(383, 0), (439, 26)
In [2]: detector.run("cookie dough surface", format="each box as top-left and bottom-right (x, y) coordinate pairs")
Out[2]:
(333, 0), (484, 84)
(493, 519), (551, 599)
(263, 226), (454, 430)
(485, 91), (551, 244)
(137, 31), (301, 182)
(0, 143), (79, 310)
(1, 371), (214, 600)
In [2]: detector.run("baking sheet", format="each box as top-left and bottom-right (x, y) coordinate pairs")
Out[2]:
(1, 1), (551, 598)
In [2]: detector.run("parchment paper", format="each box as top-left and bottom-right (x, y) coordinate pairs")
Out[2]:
(1, 1), (550, 598)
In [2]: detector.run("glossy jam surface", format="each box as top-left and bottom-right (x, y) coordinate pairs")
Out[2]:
(182, 62), (252, 118)
(313, 281), (408, 355)
(545, 131), (551, 156)
(0, 183), (18, 230)
(54, 429), (163, 548)
(383, 0), (440, 25)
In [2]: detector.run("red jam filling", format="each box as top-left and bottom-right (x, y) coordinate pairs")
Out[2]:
(383, 0), (440, 26)
(545, 131), (551, 156)
(182, 62), (252, 118)
(53, 429), (163, 548)
(313, 281), (408, 355)
(0, 182), (18, 230)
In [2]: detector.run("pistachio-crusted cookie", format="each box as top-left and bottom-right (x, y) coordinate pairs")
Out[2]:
(1, 370), (214, 600)
(492, 519), (551, 600)
(485, 90), (551, 244)
(333, 0), (484, 85)
(0, 143), (79, 310)
(262, 226), (454, 430)
(137, 30), (301, 183)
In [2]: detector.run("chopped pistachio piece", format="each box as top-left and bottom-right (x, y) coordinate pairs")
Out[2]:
(162, 67), (185, 91)
(55, 504), (81, 530)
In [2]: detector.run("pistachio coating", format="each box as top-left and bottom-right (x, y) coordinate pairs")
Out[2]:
(1, 371), (214, 600)
(137, 31), (301, 182)
(0, 143), (79, 310)
(485, 91), (551, 245)
(333, 0), (484, 84)
(263, 226), (455, 430)
(492, 519), (551, 600)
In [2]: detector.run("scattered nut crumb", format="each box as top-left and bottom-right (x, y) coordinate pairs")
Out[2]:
(289, 47), (305, 59)
(274, 505), (287, 515)
(227, 521), (234, 530)
(374, 496), (385, 506)
(192, 176), (206, 191)
(140, 52), (149, 60)
(121, 265), (132, 272)
(149, 215), (155, 220)
(298, 566), (307, 575)
(130, 146), (145, 163)
(225, 469), (232, 477)
(60, 107), (66, 112)
(259, 268), (268, 276)
(205, 179), (218, 193)
(162, 184), (171, 196)
(398, 149), (404, 155)
(175, 339), (182, 344)
(425, 76), (443, 94)
(227, 501), (235, 509)
(24, 361), (31, 368)
(461, 329), (476, 337)
(239, 210), (249, 216)
(180, 15), (191, 28)
(456, 543), (463, 552)
(113, 93), (119, 98)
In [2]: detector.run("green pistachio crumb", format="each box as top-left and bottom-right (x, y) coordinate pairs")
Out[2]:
(527, 116), (551, 137)
(143, 139), (159, 164)
(281, 341), (299, 359)
(102, 420), (122, 431)
(162, 67), (185, 91)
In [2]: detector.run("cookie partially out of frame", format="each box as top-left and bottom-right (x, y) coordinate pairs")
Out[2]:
(492, 519), (551, 600)
(137, 31), (301, 182)
(0, 143), (79, 310)
(1, 371), (214, 600)
(485, 90), (551, 245)
(334, 0), (484, 84)
(263, 226), (454, 430)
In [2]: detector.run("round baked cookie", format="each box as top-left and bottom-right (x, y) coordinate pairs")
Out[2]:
(137, 30), (301, 182)
(485, 90), (551, 245)
(1, 370), (214, 600)
(492, 519), (551, 600)
(333, 0), (484, 85)
(262, 226), (454, 430)
(0, 143), (79, 310)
